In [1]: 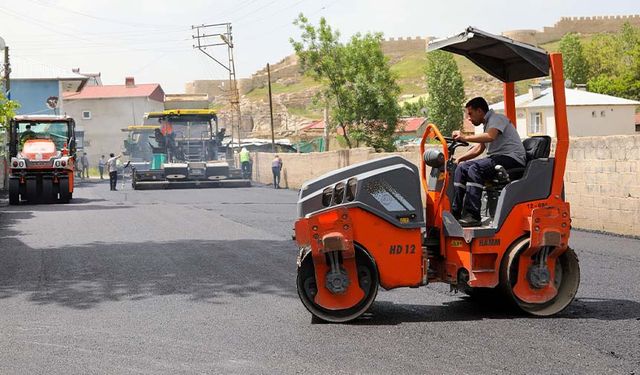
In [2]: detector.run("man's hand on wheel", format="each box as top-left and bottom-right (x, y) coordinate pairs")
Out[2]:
(452, 130), (466, 142)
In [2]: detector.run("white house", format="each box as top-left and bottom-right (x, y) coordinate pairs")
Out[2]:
(63, 77), (165, 162)
(487, 85), (640, 137)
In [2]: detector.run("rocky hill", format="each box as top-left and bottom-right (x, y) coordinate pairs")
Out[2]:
(186, 15), (640, 136)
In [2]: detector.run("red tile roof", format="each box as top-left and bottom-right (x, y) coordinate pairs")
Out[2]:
(397, 117), (426, 133)
(63, 83), (164, 101)
(300, 120), (325, 131)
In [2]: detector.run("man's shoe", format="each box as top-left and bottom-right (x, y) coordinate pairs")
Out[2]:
(458, 214), (481, 227)
(451, 210), (462, 220)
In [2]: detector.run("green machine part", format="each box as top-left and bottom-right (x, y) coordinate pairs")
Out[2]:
(151, 153), (166, 170)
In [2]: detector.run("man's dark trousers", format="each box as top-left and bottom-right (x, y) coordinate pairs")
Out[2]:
(452, 155), (522, 219)
(109, 171), (118, 191)
(241, 161), (251, 179)
(272, 167), (281, 188)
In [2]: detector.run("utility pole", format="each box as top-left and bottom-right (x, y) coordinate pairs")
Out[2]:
(267, 63), (275, 153)
(192, 23), (242, 149)
(2, 42), (10, 191)
(4, 45), (10, 99)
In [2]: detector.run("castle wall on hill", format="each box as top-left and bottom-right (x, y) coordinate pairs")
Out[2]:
(185, 78), (253, 102)
(503, 14), (640, 45)
(187, 15), (640, 103)
(380, 36), (429, 54)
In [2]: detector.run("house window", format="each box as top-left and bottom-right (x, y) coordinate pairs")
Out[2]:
(591, 111), (597, 118)
(636, 124), (640, 132)
(82, 111), (91, 120)
(529, 112), (543, 134)
(600, 110), (606, 117)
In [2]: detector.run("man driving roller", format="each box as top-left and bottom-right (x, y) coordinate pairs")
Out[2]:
(20, 124), (37, 147)
(451, 97), (526, 227)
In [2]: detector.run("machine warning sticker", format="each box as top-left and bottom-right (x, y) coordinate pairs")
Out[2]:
(450, 240), (463, 247)
(366, 179), (415, 212)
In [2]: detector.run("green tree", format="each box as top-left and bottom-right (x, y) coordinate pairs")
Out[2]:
(290, 14), (401, 151)
(0, 91), (19, 129)
(401, 97), (428, 117)
(583, 22), (640, 100)
(0, 91), (19, 158)
(424, 50), (465, 137)
(559, 33), (588, 86)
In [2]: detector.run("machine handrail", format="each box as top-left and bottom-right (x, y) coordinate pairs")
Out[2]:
(419, 123), (448, 192)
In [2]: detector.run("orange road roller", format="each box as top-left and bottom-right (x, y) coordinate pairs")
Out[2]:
(294, 27), (580, 322)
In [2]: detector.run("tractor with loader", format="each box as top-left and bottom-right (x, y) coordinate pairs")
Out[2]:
(293, 27), (580, 322)
(8, 115), (77, 204)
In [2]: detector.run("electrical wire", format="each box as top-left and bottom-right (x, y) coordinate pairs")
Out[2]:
(25, 0), (179, 29)
(235, 0), (308, 26)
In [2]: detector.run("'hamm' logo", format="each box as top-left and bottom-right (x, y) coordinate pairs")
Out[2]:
(479, 238), (500, 246)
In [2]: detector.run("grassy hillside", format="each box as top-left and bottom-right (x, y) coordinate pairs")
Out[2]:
(244, 75), (321, 101)
(242, 34), (593, 121)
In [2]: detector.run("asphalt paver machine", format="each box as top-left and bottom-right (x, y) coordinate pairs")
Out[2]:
(8, 115), (77, 204)
(131, 109), (250, 190)
(294, 27), (580, 322)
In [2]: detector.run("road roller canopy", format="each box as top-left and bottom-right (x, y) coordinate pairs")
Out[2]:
(428, 27), (549, 82)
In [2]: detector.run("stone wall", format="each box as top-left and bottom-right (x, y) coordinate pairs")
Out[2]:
(504, 14), (640, 45)
(381, 36), (429, 54)
(185, 78), (253, 103)
(565, 135), (640, 236)
(250, 135), (640, 236)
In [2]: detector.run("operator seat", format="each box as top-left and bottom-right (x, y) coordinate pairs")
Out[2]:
(482, 135), (552, 220)
(494, 135), (551, 183)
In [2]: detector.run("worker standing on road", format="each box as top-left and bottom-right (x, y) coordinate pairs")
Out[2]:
(239, 147), (251, 179)
(81, 152), (90, 179)
(107, 153), (122, 191)
(98, 155), (106, 180)
(272, 154), (283, 189)
(76, 155), (84, 179)
(451, 97), (526, 227)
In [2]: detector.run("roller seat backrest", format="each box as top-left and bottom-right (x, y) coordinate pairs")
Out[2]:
(491, 135), (552, 184)
(523, 135), (551, 163)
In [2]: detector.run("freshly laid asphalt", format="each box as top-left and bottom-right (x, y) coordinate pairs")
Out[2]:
(0, 179), (638, 374)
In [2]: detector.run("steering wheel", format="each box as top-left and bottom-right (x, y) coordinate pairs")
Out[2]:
(442, 136), (469, 147)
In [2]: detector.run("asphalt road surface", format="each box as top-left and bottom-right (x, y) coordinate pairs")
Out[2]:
(1, 179), (639, 374)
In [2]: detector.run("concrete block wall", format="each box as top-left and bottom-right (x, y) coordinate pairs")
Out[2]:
(251, 135), (640, 236)
(251, 148), (375, 189)
(565, 135), (640, 236)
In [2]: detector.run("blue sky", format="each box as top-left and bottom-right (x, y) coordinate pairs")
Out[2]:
(1, 0), (639, 93)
